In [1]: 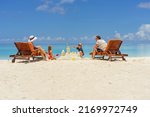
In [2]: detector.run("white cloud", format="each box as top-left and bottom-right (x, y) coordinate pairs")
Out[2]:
(79, 36), (89, 41)
(135, 24), (150, 40)
(36, 0), (51, 11)
(59, 0), (75, 5)
(55, 36), (65, 41)
(114, 31), (121, 39)
(50, 6), (65, 14)
(114, 24), (150, 41)
(36, 0), (78, 14)
(138, 2), (150, 9)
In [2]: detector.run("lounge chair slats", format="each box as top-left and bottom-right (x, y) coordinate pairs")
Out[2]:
(10, 42), (42, 63)
(91, 39), (128, 61)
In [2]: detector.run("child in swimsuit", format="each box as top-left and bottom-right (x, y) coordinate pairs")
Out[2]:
(48, 46), (56, 60)
(73, 43), (84, 57)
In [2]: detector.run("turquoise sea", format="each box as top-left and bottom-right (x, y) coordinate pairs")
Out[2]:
(0, 42), (150, 60)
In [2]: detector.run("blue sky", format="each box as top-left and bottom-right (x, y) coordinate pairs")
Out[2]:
(0, 0), (150, 43)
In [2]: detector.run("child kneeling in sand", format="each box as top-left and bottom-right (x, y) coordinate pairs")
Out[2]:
(48, 46), (56, 60)
(73, 43), (84, 57)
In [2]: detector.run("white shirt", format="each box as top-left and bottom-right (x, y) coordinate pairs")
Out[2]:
(96, 39), (107, 51)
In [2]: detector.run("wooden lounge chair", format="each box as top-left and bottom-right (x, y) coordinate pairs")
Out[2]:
(90, 40), (128, 61)
(10, 42), (42, 63)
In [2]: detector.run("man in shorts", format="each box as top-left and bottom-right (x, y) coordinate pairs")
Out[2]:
(92, 35), (107, 59)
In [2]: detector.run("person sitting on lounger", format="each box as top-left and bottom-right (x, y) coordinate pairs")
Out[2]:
(28, 35), (47, 60)
(73, 43), (84, 57)
(92, 35), (107, 59)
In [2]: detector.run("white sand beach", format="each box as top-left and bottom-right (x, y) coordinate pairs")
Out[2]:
(0, 57), (150, 100)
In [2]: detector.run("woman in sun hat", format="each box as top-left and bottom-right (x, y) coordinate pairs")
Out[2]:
(28, 35), (47, 60)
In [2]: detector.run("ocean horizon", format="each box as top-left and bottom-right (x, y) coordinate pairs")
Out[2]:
(0, 42), (150, 60)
